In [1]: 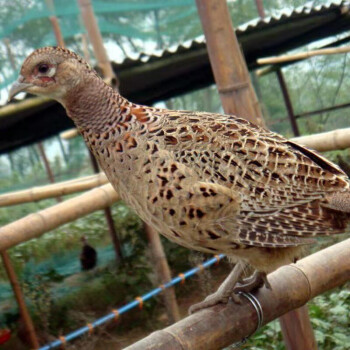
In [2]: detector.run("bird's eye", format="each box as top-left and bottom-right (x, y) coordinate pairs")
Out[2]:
(38, 64), (49, 74)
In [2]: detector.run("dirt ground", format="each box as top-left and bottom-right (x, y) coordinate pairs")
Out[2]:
(3, 263), (231, 350)
(92, 264), (230, 350)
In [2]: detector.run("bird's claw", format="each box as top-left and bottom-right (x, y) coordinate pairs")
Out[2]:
(233, 271), (271, 294)
(189, 291), (231, 314)
(189, 271), (271, 314)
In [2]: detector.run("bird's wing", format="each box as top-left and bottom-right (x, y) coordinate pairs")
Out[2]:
(152, 109), (349, 214)
(132, 107), (350, 248)
(141, 148), (317, 248)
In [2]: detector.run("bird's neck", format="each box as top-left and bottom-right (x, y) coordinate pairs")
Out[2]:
(63, 75), (127, 133)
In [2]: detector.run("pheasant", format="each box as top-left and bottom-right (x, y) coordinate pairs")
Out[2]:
(9, 47), (350, 312)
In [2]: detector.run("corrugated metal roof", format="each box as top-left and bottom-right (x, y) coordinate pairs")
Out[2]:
(117, 0), (350, 67)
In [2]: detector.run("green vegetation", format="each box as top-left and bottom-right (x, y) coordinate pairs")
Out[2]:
(245, 286), (350, 350)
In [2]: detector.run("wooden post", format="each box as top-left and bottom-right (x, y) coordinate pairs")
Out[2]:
(255, 0), (266, 18)
(45, 0), (65, 47)
(3, 38), (17, 71)
(88, 150), (123, 261)
(276, 68), (300, 136)
(45, 2), (122, 261)
(254, 1), (313, 346)
(144, 224), (180, 323)
(77, 0), (117, 86)
(37, 142), (62, 202)
(279, 306), (317, 350)
(197, 1), (314, 349)
(81, 32), (91, 62)
(49, 17), (65, 47)
(1, 251), (39, 349)
(195, 0), (264, 126)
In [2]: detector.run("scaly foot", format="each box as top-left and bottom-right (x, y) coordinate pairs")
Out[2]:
(233, 271), (271, 294)
(189, 267), (271, 314)
(189, 261), (246, 314)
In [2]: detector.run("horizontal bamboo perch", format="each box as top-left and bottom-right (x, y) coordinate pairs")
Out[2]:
(0, 173), (108, 207)
(291, 128), (350, 152)
(125, 237), (350, 350)
(0, 184), (118, 251)
(257, 46), (350, 65)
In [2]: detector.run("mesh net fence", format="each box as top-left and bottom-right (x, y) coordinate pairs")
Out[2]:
(0, 0), (334, 92)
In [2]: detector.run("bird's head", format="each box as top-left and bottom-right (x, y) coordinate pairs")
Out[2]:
(8, 47), (95, 104)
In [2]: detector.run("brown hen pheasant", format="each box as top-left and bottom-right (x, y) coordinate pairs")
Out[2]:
(9, 47), (350, 312)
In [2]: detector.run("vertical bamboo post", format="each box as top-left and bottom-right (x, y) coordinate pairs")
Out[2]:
(45, 0), (65, 47)
(144, 224), (180, 323)
(196, 1), (315, 348)
(45, 1), (123, 261)
(77, 0), (117, 86)
(1, 251), (39, 349)
(253, 1), (313, 347)
(195, 0), (264, 127)
(279, 306), (317, 350)
(37, 142), (62, 202)
(276, 68), (300, 136)
(81, 32), (91, 62)
(255, 0), (266, 18)
(276, 70), (315, 346)
(3, 38), (17, 71)
(88, 151), (123, 260)
(49, 16), (65, 47)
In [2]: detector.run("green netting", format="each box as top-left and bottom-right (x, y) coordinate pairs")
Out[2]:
(0, 0), (203, 90)
(0, 0), (336, 92)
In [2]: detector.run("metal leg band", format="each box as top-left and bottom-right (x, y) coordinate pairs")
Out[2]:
(230, 292), (264, 349)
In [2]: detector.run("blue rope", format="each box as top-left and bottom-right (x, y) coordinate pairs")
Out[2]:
(39, 254), (225, 350)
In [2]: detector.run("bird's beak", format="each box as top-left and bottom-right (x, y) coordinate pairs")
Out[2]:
(8, 76), (33, 102)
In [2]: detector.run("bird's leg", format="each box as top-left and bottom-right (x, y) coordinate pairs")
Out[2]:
(233, 270), (271, 294)
(189, 261), (246, 314)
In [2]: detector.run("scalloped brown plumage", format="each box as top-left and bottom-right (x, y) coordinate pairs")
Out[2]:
(9, 47), (350, 312)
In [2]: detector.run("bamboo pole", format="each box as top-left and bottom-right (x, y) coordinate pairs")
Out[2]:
(1, 251), (39, 349)
(45, 0), (65, 47)
(49, 16), (65, 47)
(144, 224), (180, 323)
(78, 0), (178, 315)
(197, 1), (315, 348)
(60, 128), (79, 140)
(81, 32), (91, 62)
(254, 0), (313, 345)
(291, 128), (350, 152)
(37, 142), (62, 202)
(3, 38), (17, 71)
(0, 184), (118, 251)
(77, 0), (117, 86)
(1, 96), (53, 118)
(88, 150), (123, 260)
(294, 101), (350, 120)
(124, 237), (350, 350)
(276, 68), (300, 136)
(255, 0), (266, 18)
(257, 46), (350, 65)
(0, 173), (108, 207)
(195, 0), (264, 127)
(279, 306), (317, 350)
